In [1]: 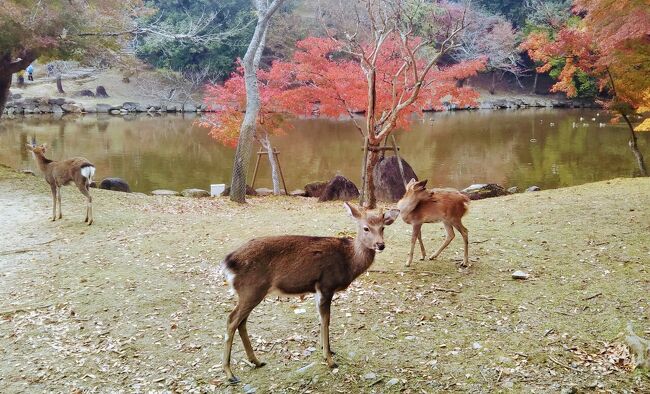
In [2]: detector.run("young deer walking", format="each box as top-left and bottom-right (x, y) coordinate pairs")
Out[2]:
(221, 202), (399, 383)
(397, 179), (470, 267)
(26, 143), (96, 225)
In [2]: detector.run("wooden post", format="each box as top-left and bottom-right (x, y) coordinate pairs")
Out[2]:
(250, 148), (289, 194)
(250, 149), (264, 189)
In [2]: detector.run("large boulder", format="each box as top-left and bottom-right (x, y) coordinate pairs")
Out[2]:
(373, 155), (418, 202)
(151, 189), (179, 196)
(122, 102), (138, 112)
(319, 175), (359, 202)
(181, 188), (210, 198)
(304, 181), (328, 198)
(96, 104), (113, 113)
(77, 89), (95, 97)
(461, 183), (507, 200)
(183, 102), (197, 112)
(96, 86), (109, 98)
(100, 177), (131, 193)
(61, 103), (84, 113)
(48, 98), (66, 106)
(221, 185), (258, 197)
(255, 188), (274, 196)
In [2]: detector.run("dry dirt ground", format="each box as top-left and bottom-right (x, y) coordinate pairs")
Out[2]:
(0, 165), (649, 393)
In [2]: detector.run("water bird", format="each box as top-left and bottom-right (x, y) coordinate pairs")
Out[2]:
(582, 123), (589, 127)
(599, 123), (606, 127)
(579, 117), (584, 121)
(530, 138), (537, 142)
(572, 122), (577, 128)
(591, 118), (596, 121)
(549, 122), (555, 126)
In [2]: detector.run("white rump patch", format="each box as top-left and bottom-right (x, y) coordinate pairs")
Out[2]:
(80, 166), (96, 181)
(220, 261), (236, 296)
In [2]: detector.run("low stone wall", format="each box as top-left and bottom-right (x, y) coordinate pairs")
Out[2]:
(3, 95), (209, 116)
(426, 97), (600, 111)
(4, 93), (600, 117)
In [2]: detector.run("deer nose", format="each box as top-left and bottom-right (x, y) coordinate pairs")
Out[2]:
(376, 243), (385, 251)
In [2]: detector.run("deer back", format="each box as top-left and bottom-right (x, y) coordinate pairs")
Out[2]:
(51, 157), (94, 186)
(223, 235), (369, 296)
(404, 190), (469, 224)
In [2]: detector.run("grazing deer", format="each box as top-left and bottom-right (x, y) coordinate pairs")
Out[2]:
(221, 202), (400, 383)
(26, 143), (96, 225)
(397, 179), (470, 267)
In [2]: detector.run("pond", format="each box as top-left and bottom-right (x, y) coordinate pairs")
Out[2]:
(1, 109), (648, 194)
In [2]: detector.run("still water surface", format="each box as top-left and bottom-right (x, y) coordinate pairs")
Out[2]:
(0, 109), (648, 193)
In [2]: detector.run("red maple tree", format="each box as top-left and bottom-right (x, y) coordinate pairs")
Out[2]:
(202, 34), (484, 203)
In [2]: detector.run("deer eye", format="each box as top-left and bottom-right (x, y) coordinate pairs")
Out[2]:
(363, 226), (370, 232)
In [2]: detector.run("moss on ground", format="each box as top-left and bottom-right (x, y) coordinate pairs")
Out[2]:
(0, 165), (649, 393)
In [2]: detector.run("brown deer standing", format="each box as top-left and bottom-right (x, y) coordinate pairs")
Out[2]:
(221, 202), (400, 383)
(397, 179), (470, 267)
(26, 143), (96, 225)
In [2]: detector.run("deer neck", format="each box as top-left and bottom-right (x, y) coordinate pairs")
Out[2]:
(349, 236), (376, 279)
(32, 152), (52, 173)
(397, 195), (419, 218)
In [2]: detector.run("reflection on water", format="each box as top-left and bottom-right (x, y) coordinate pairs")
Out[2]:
(0, 110), (648, 193)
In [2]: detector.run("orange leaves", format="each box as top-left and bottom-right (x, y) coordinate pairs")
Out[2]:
(521, 0), (650, 112)
(202, 35), (485, 147)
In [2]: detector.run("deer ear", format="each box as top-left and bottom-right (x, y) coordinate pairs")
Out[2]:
(343, 202), (362, 219)
(383, 209), (400, 225)
(415, 179), (428, 188)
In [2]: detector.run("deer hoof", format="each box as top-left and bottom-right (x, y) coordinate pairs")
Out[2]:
(253, 361), (266, 368)
(87, 220), (93, 226)
(327, 361), (338, 369)
(428, 255), (437, 261)
(227, 376), (240, 384)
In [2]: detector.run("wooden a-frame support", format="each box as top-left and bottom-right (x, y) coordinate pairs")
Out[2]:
(250, 147), (288, 194)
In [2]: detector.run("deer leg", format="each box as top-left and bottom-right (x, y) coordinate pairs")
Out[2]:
(317, 290), (337, 368)
(429, 222), (455, 260)
(454, 221), (469, 267)
(50, 184), (57, 221)
(417, 229), (426, 260)
(57, 187), (62, 219)
(406, 224), (422, 267)
(223, 293), (265, 384)
(238, 317), (265, 368)
(77, 183), (93, 225)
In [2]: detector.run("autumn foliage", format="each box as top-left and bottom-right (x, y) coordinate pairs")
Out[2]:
(201, 36), (485, 145)
(520, 0), (650, 114)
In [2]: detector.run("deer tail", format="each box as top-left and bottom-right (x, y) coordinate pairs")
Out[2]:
(80, 164), (96, 187)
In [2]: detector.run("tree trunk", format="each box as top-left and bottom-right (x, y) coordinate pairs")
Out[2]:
(0, 72), (12, 117)
(363, 146), (380, 209)
(531, 72), (538, 94)
(621, 113), (648, 176)
(229, 0), (284, 203)
(259, 132), (281, 194)
(56, 75), (65, 94)
(489, 71), (496, 95)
